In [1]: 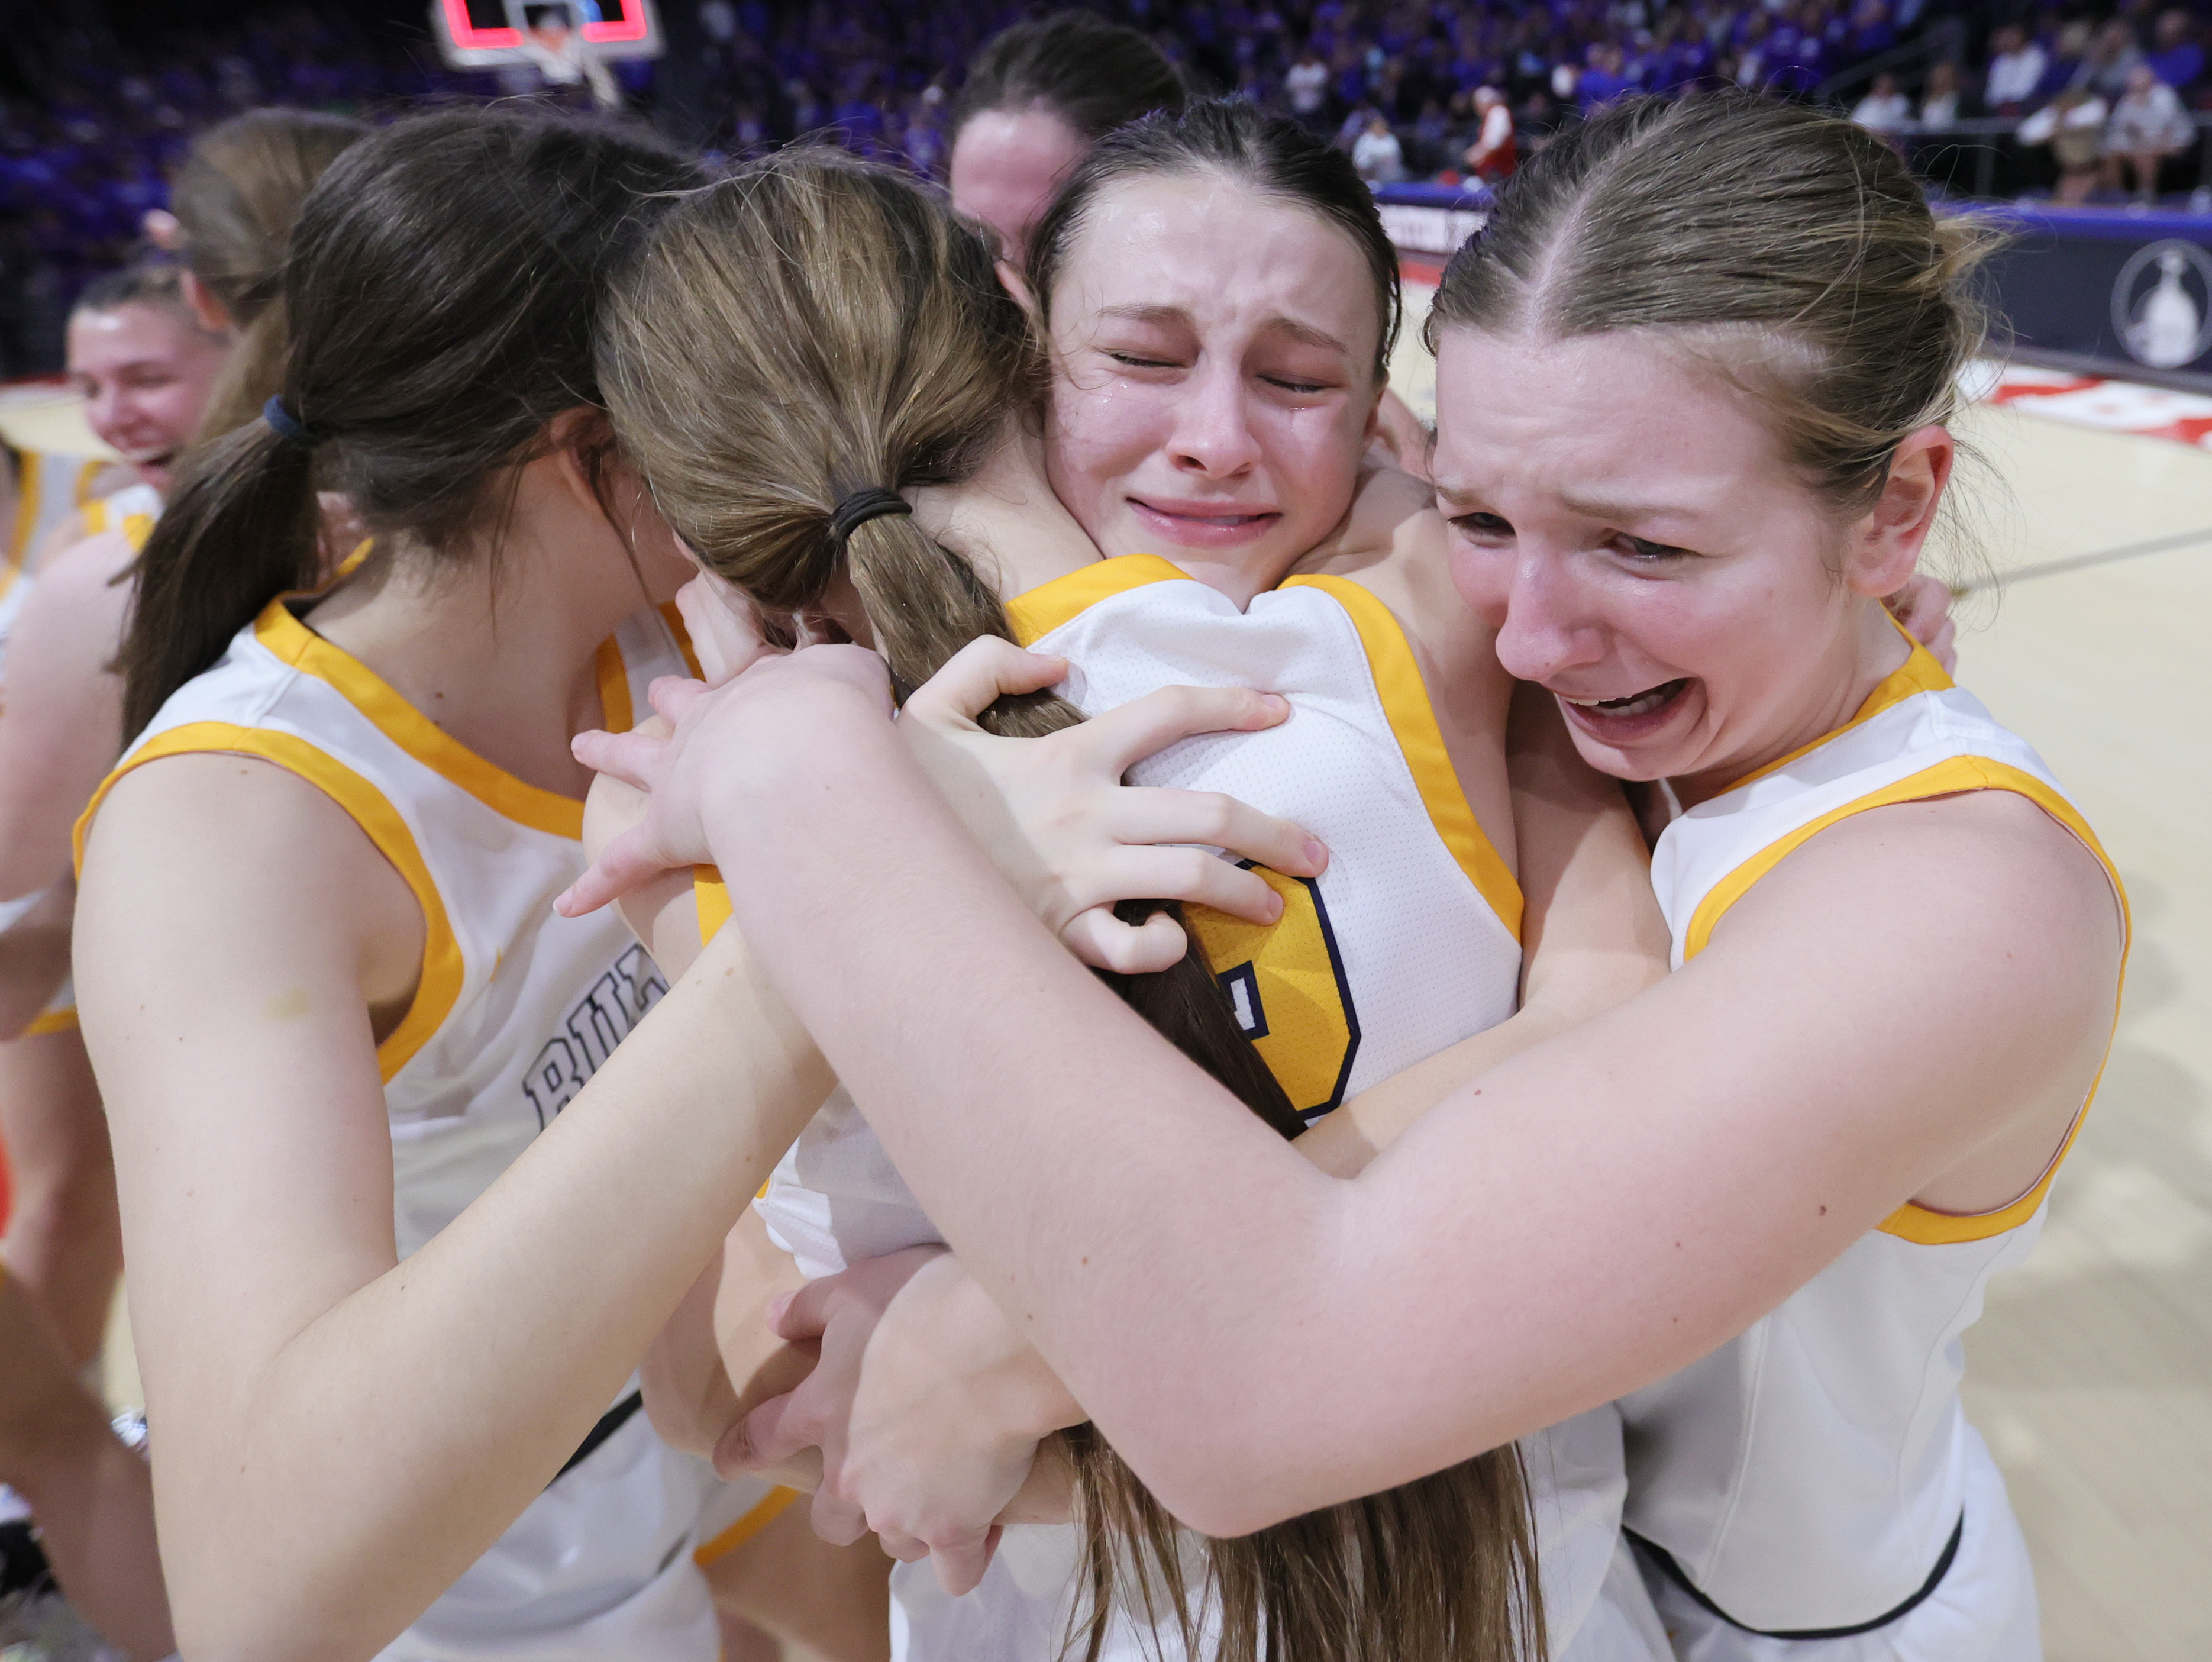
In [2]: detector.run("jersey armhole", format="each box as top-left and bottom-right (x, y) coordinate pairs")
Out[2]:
(695, 867), (732, 941)
(1280, 573), (1523, 940)
(74, 721), (465, 1083)
(1681, 754), (2130, 1244)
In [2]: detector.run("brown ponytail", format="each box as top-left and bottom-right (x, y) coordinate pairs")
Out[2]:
(602, 148), (1539, 1662)
(117, 108), (704, 740)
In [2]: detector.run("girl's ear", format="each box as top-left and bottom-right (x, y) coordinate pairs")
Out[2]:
(995, 258), (1038, 317)
(547, 406), (616, 512)
(1844, 424), (1953, 599)
(179, 268), (232, 335)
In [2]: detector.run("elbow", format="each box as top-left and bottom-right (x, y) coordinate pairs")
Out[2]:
(1099, 1417), (1312, 1542)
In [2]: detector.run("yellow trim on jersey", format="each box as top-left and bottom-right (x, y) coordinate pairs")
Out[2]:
(82, 496), (155, 552)
(1005, 554), (1188, 646)
(1723, 626), (1953, 797)
(593, 637), (633, 736)
(72, 460), (105, 508)
(693, 1486), (801, 1567)
(22, 1006), (77, 1037)
(75, 722), (467, 1083)
(1681, 754), (2129, 1245)
(254, 599), (587, 840)
(695, 867), (732, 941)
(1283, 573), (1523, 940)
(5, 446), (38, 585)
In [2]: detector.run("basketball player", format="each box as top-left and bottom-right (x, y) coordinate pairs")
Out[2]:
(576, 95), (2119, 1662)
(72, 109), (884, 1661)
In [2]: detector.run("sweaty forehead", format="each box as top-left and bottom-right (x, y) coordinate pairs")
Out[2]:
(1059, 173), (1382, 361)
(67, 302), (212, 367)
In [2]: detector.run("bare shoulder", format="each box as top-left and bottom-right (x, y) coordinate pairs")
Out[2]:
(81, 750), (421, 984)
(18, 528), (134, 624)
(1717, 787), (2123, 1058)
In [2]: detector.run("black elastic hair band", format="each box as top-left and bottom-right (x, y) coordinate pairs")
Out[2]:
(261, 395), (323, 450)
(829, 487), (912, 546)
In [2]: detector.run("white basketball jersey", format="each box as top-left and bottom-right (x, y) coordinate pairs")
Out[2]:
(1619, 633), (2126, 1649)
(1, 447), (110, 672)
(84, 595), (784, 1661)
(736, 555), (1659, 1660)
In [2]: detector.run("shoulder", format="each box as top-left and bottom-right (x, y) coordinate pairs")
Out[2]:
(20, 526), (134, 617)
(1710, 786), (2122, 1039)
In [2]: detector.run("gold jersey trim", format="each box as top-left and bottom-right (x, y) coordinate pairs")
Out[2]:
(75, 721), (466, 1083)
(254, 599), (592, 840)
(1683, 753), (2129, 1245)
(1003, 553), (1189, 646)
(693, 1486), (801, 1567)
(1281, 573), (1523, 940)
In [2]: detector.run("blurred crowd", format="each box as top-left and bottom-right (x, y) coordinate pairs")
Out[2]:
(5, 0), (2211, 378)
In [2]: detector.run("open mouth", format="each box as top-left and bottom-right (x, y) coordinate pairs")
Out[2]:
(1558, 678), (1689, 719)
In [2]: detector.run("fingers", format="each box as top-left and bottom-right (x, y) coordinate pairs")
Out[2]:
(770, 1274), (837, 1343)
(1064, 685), (1291, 780)
(674, 575), (774, 686)
(1109, 788), (1328, 881)
(929, 1525), (1003, 1596)
(644, 675), (712, 728)
(571, 725), (667, 794)
(808, 1486), (870, 1548)
(722, 1385), (822, 1477)
(903, 637), (1069, 727)
(553, 825), (665, 918)
(1062, 906), (1188, 974)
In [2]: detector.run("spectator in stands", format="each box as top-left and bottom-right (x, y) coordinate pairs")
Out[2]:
(2148, 9), (2205, 94)
(1985, 24), (2048, 116)
(2107, 61), (2195, 199)
(1852, 70), (1914, 136)
(2037, 20), (2094, 102)
(1351, 110), (1405, 181)
(1920, 59), (1962, 127)
(1463, 85), (1516, 182)
(2019, 83), (2111, 203)
(1578, 41), (1635, 111)
(2079, 18), (2148, 102)
(1286, 47), (1331, 131)
(945, 11), (1184, 264)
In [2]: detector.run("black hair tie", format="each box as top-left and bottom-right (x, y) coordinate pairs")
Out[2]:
(830, 487), (912, 546)
(262, 395), (324, 450)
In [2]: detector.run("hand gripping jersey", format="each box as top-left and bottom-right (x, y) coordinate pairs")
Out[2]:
(735, 554), (1670, 1661)
(80, 596), (789, 1661)
(1619, 633), (2127, 1661)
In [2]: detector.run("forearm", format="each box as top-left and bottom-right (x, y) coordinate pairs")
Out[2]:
(124, 927), (832, 1659)
(708, 700), (1342, 1522)
(642, 1208), (816, 1462)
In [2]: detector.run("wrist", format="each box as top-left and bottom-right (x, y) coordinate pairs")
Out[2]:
(948, 1272), (1082, 1440)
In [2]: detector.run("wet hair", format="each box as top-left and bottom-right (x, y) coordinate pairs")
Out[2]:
(951, 11), (1187, 149)
(1426, 92), (1994, 535)
(167, 108), (369, 441)
(1028, 99), (1403, 379)
(118, 107), (703, 737)
(600, 148), (1537, 1662)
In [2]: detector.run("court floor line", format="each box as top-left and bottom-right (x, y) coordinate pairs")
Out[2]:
(1964, 525), (2212, 592)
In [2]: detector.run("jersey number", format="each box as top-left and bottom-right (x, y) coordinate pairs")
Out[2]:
(1187, 866), (1359, 1123)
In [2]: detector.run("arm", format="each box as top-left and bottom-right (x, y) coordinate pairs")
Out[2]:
(0, 530), (134, 901)
(77, 754), (833, 1662)
(687, 653), (2120, 1538)
(0, 1270), (172, 1661)
(1297, 682), (1667, 1176)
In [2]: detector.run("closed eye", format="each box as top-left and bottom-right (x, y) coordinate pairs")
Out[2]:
(1448, 511), (1513, 541)
(1616, 533), (1695, 561)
